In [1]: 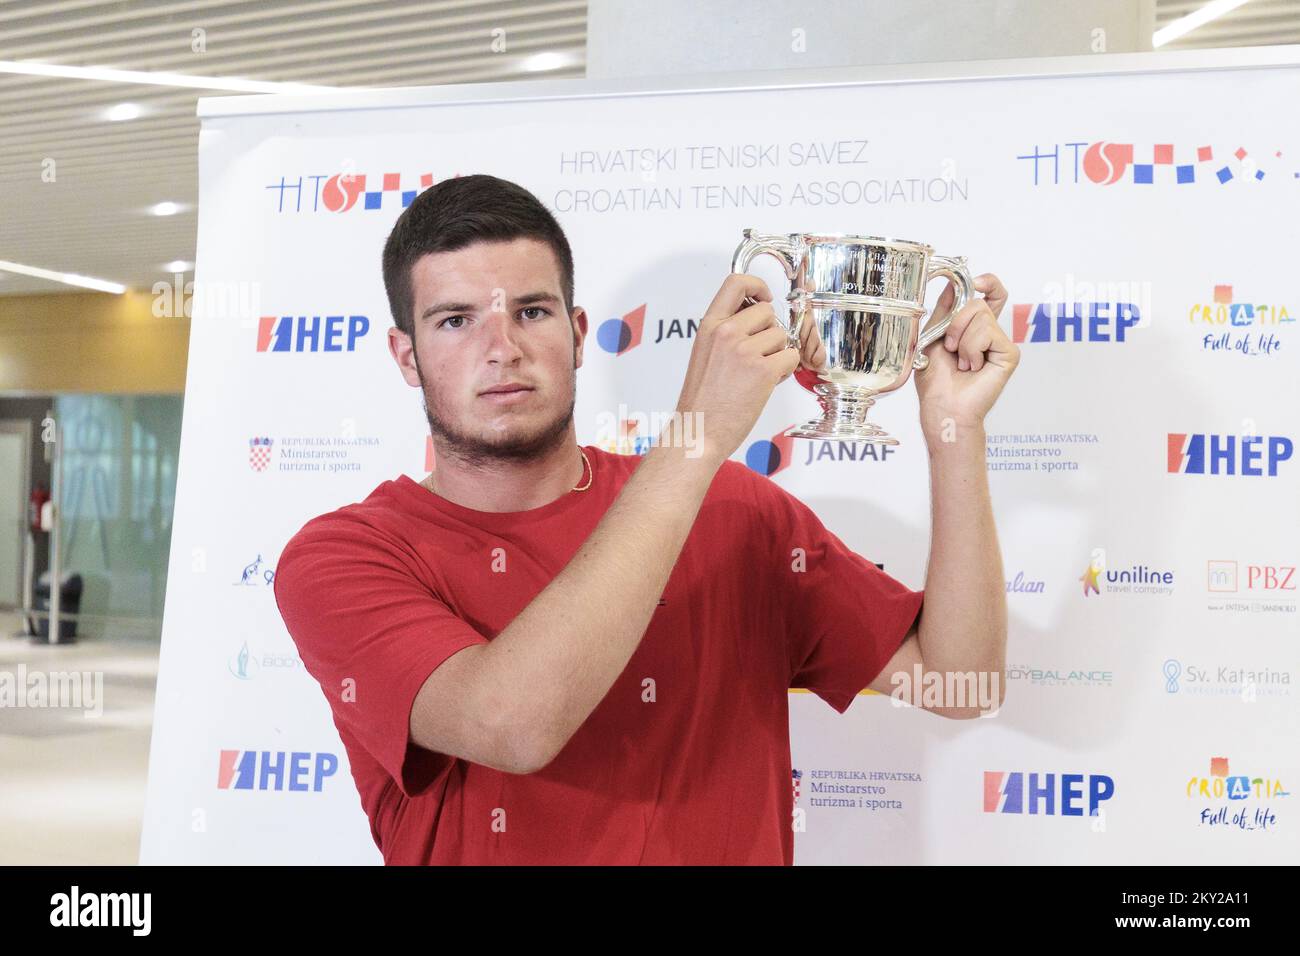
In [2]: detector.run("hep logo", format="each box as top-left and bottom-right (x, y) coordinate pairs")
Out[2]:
(257, 314), (370, 352)
(1011, 302), (1140, 342)
(217, 749), (338, 791)
(745, 427), (796, 476)
(983, 771), (1114, 816)
(596, 304), (647, 355)
(1167, 433), (1292, 476)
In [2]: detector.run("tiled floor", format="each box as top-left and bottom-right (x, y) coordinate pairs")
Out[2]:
(0, 613), (159, 865)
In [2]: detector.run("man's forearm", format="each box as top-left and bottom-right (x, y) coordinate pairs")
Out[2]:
(917, 419), (1007, 703)
(480, 420), (722, 767)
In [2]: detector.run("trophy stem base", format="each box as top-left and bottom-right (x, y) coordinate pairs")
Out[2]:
(785, 388), (899, 444)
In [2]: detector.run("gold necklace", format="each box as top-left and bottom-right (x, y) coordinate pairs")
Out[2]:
(421, 448), (591, 494)
(572, 447), (592, 492)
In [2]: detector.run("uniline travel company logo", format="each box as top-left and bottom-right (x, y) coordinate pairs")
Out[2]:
(1079, 550), (1175, 597)
(264, 170), (437, 213)
(1017, 141), (1296, 187)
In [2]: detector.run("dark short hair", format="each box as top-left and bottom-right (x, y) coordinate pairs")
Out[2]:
(381, 174), (574, 339)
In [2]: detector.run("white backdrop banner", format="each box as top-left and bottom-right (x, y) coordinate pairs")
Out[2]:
(141, 54), (1299, 864)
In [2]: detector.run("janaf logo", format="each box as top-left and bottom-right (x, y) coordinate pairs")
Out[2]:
(596, 303), (702, 354)
(744, 426), (898, 475)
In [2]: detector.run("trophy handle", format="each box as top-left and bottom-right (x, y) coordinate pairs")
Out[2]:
(730, 228), (807, 348)
(914, 254), (975, 370)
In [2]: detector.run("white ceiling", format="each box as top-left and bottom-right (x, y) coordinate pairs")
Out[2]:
(1156, 0), (1300, 48)
(0, 0), (587, 295)
(0, 0), (1294, 297)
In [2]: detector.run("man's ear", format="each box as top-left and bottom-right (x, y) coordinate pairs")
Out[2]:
(571, 306), (588, 369)
(389, 327), (422, 388)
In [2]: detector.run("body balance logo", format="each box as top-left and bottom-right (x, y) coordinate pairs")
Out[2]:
(217, 749), (338, 791)
(257, 314), (370, 352)
(983, 771), (1114, 817)
(1167, 433), (1292, 476)
(265, 171), (436, 213)
(1018, 141), (1293, 186)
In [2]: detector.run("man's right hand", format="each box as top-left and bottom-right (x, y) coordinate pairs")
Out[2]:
(674, 274), (800, 464)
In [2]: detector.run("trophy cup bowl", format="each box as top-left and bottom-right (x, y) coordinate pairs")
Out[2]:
(731, 229), (975, 444)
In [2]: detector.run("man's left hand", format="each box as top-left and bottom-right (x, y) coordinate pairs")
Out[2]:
(913, 272), (1018, 432)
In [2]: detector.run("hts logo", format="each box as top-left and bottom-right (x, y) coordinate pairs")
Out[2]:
(1167, 433), (1293, 476)
(217, 749), (338, 791)
(984, 771), (1115, 816)
(264, 171), (437, 213)
(1018, 141), (1282, 186)
(1010, 301), (1141, 343)
(257, 314), (370, 352)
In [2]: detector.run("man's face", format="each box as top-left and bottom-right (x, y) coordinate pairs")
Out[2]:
(389, 237), (587, 463)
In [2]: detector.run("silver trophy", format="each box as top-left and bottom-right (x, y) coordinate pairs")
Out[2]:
(731, 229), (974, 444)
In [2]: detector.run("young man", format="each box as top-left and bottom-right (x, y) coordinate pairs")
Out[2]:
(273, 174), (1019, 865)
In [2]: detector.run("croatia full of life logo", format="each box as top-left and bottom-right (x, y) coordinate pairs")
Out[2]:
(1186, 757), (1287, 832)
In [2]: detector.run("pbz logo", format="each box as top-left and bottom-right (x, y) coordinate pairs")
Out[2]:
(217, 749), (338, 792)
(1011, 302), (1141, 342)
(1167, 433), (1292, 476)
(257, 314), (370, 352)
(984, 771), (1115, 817)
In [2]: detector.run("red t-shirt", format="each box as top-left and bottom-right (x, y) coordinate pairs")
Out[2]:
(273, 445), (924, 865)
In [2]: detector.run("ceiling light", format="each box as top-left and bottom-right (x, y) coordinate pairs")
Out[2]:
(164, 260), (192, 273)
(0, 259), (127, 294)
(520, 52), (571, 73)
(1154, 0), (1252, 48)
(151, 202), (181, 217)
(106, 102), (142, 122)
(0, 59), (336, 94)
